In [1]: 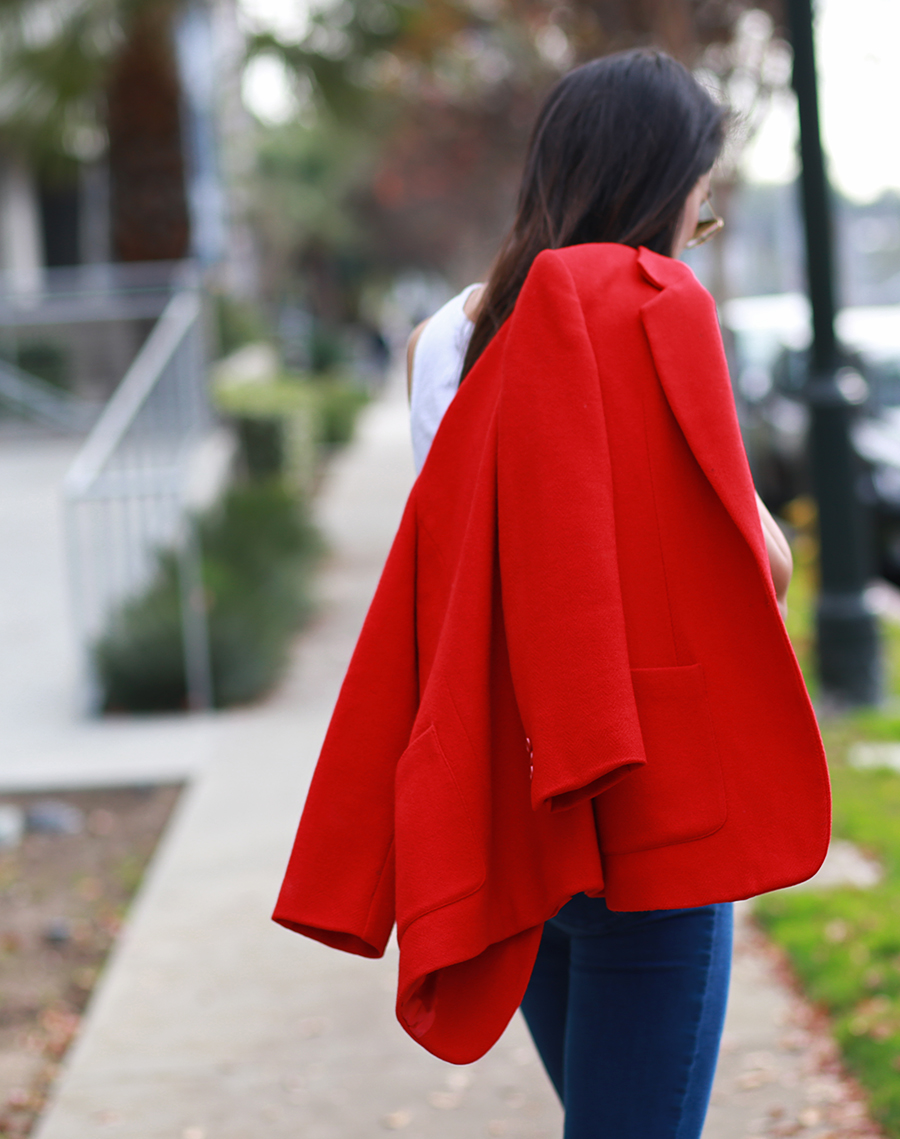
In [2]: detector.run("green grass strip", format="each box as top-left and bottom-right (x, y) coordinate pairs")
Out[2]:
(756, 527), (900, 1134)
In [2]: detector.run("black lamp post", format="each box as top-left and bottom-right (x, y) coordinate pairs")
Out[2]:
(786, 0), (880, 706)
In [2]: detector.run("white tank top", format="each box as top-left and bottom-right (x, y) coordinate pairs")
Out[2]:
(410, 284), (480, 475)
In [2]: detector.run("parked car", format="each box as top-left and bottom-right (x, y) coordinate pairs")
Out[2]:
(724, 293), (900, 585)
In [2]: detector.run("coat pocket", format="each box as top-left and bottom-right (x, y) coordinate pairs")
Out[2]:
(394, 725), (487, 931)
(594, 663), (726, 854)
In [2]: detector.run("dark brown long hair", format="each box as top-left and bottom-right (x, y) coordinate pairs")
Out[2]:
(461, 49), (727, 379)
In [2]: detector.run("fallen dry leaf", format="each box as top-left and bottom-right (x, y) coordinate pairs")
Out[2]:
(382, 1108), (413, 1129)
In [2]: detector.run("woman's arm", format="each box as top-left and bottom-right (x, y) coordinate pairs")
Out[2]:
(756, 491), (793, 619)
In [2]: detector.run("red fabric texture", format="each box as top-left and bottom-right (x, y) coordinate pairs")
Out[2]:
(273, 243), (831, 1064)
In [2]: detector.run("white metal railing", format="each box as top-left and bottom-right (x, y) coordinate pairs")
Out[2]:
(63, 290), (214, 712)
(0, 260), (192, 327)
(0, 357), (100, 432)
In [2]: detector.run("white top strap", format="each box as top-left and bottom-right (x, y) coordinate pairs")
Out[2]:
(409, 284), (480, 475)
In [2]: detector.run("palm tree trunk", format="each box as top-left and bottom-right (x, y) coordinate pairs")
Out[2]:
(107, 3), (190, 262)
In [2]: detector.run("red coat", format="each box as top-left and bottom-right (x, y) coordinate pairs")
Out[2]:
(274, 243), (831, 1064)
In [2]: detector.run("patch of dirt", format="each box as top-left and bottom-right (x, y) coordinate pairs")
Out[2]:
(0, 785), (182, 1138)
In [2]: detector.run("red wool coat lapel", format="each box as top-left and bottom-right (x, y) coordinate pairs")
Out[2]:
(274, 243), (831, 1066)
(637, 247), (770, 583)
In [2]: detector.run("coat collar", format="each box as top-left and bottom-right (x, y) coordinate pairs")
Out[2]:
(636, 247), (770, 580)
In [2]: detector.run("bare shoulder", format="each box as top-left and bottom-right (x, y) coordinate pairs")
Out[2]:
(463, 284), (485, 321)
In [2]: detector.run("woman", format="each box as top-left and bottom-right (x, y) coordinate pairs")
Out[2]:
(274, 48), (829, 1139)
(403, 50), (791, 1138)
(408, 51), (792, 615)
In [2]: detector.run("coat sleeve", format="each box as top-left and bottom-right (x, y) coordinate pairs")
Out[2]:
(498, 251), (646, 813)
(272, 495), (419, 956)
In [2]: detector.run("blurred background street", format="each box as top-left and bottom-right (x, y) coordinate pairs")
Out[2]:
(2, 0), (900, 1135)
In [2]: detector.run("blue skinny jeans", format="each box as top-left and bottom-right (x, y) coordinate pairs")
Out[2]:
(519, 894), (733, 1139)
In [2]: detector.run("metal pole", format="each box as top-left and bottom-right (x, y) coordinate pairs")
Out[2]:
(787, 0), (880, 705)
(177, 311), (214, 713)
(177, 513), (214, 712)
(62, 496), (103, 714)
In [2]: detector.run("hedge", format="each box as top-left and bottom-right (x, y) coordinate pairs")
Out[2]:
(94, 481), (322, 711)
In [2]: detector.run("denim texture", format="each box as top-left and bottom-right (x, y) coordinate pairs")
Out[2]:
(520, 894), (733, 1139)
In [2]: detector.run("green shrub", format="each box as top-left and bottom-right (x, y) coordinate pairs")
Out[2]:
(308, 323), (345, 374)
(17, 341), (70, 389)
(213, 379), (317, 492)
(313, 377), (370, 446)
(94, 359), (370, 714)
(236, 417), (285, 479)
(212, 295), (271, 357)
(94, 482), (322, 711)
(212, 371), (369, 484)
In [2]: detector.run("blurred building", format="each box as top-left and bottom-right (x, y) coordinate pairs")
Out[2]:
(688, 181), (900, 307)
(0, 0), (255, 403)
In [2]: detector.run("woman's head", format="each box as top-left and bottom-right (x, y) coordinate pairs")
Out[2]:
(462, 49), (728, 377)
(517, 50), (726, 257)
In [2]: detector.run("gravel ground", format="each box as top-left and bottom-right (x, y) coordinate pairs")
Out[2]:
(0, 786), (181, 1138)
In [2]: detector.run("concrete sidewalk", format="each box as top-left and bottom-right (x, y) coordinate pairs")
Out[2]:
(33, 376), (880, 1139)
